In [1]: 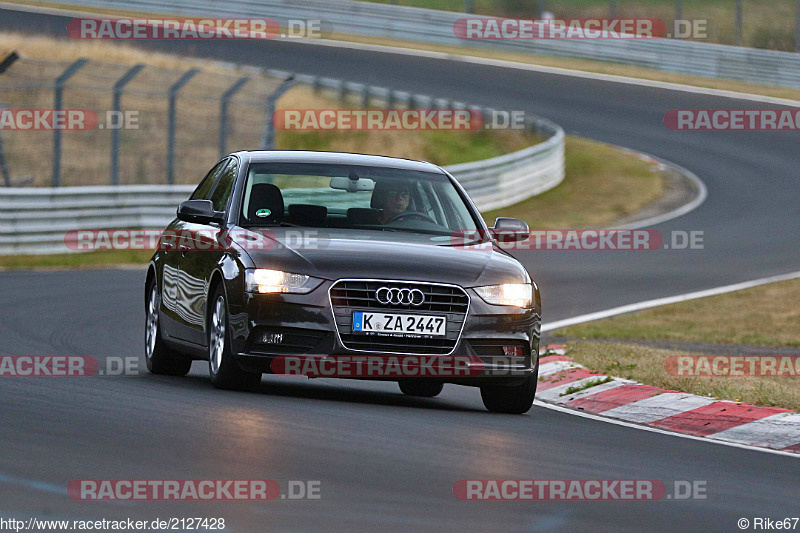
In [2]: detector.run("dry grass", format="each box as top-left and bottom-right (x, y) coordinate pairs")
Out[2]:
(0, 33), (243, 71)
(555, 278), (800, 347)
(0, 33), (539, 186)
(0, 33), (284, 186)
(566, 341), (800, 411)
(483, 136), (663, 228)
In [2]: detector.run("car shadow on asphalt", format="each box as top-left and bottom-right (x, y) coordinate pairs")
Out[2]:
(142, 370), (484, 413)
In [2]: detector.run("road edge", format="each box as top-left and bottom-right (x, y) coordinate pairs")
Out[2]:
(534, 346), (800, 458)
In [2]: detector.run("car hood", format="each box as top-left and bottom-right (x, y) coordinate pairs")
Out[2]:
(234, 227), (529, 287)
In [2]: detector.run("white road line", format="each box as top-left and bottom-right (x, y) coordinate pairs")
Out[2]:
(612, 156), (708, 230)
(534, 401), (800, 458)
(599, 393), (717, 424)
(542, 270), (800, 332)
(707, 413), (800, 449)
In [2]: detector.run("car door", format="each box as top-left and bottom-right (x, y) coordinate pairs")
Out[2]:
(162, 159), (227, 343)
(175, 157), (239, 346)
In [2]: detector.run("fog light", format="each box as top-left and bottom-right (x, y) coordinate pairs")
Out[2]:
(503, 346), (524, 357)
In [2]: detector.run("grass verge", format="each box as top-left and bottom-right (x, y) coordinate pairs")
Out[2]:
(565, 341), (800, 412)
(0, 249), (153, 270)
(483, 136), (662, 228)
(553, 278), (800, 347)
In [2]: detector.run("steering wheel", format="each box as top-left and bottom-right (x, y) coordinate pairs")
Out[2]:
(385, 211), (438, 224)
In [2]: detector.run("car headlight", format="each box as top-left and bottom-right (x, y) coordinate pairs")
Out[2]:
(245, 269), (322, 294)
(474, 283), (533, 308)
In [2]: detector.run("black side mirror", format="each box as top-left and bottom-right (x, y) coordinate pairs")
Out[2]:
(492, 217), (530, 242)
(177, 200), (225, 225)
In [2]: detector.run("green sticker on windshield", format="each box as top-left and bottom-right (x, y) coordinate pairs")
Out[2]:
(255, 209), (271, 218)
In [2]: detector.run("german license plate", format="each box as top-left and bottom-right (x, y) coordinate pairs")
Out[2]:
(352, 311), (446, 336)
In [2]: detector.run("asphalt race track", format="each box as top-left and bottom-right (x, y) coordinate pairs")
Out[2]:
(1, 7), (799, 532)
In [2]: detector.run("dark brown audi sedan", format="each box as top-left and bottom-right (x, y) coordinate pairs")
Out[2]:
(145, 151), (541, 413)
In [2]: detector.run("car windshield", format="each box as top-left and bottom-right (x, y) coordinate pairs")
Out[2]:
(239, 162), (481, 236)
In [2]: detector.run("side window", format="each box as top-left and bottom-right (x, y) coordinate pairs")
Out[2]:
(190, 160), (227, 201)
(209, 158), (238, 212)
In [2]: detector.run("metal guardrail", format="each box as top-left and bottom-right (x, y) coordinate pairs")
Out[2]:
(0, 185), (193, 254)
(46, 0), (800, 89)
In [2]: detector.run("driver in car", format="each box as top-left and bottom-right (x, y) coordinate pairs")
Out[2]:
(374, 182), (411, 224)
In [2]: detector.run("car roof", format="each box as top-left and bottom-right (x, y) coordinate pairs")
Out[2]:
(233, 150), (444, 173)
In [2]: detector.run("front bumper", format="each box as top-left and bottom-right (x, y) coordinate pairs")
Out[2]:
(228, 280), (541, 385)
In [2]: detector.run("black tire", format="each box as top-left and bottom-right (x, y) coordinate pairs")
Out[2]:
(145, 280), (192, 376)
(480, 373), (538, 414)
(207, 285), (261, 391)
(398, 380), (444, 398)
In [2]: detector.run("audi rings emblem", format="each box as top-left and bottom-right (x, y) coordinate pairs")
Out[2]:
(376, 287), (425, 306)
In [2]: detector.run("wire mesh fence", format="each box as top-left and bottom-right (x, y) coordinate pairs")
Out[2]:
(0, 55), (288, 187)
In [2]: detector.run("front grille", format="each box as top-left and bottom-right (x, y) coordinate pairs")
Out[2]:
(330, 280), (468, 313)
(330, 280), (469, 355)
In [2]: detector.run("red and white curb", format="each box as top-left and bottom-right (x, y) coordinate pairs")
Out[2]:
(535, 345), (800, 455)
